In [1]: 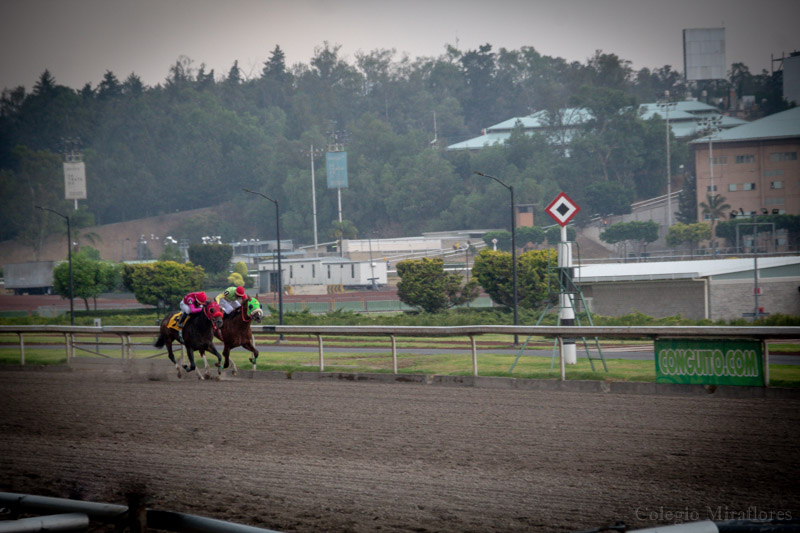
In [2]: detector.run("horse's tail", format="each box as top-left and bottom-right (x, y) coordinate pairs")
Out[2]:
(154, 329), (167, 348)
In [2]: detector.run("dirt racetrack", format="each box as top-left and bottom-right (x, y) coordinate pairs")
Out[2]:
(1, 369), (798, 532)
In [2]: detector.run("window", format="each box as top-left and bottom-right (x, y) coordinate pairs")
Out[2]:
(351, 264), (355, 278)
(706, 185), (717, 192)
(327, 265), (331, 279)
(728, 184), (738, 192)
(770, 181), (783, 189)
(289, 266), (293, 278)
(312, 264), (315, 278)
(770, 151), (797, 162)
(766, 197), (785, 205)
(711, 156), (728, 165)
(735, 154), (755, 164)
(703, 213), (712, 221)
(765, 169), (784, 177)
(743, 183), (756, 191)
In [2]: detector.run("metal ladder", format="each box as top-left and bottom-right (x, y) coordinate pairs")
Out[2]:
(509, 242), (608, 373)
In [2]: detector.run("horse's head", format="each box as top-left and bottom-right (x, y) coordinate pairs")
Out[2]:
(204, 301), (224, 329)
(246, 297), (263, 323)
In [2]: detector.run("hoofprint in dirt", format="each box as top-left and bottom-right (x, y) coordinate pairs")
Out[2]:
(0, 372), (797, 533)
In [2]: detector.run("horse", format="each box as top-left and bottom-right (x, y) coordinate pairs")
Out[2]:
(214, 296), (264, 374)
(154, 301), (225, 380)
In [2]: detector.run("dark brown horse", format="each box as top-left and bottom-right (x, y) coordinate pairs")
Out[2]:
(214, 296), (264, 374)
(154, 301), (225, 380)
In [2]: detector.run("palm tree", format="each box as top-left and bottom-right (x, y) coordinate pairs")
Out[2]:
(329, 220), (358, 257)
(699, 193), (731, 254)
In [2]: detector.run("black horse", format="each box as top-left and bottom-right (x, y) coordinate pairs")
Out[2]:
(154, 301), (225, 380)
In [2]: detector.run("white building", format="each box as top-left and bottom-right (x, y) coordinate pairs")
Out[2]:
(258, 256), (388, 295)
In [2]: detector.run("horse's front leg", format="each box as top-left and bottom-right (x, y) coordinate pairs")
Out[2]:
(183, 349), (203, 380)
(198, 350), (212, 380)
(244, 341), (259, 369)
(206, 345), (225, 380)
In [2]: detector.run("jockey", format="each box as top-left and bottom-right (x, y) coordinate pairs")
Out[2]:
(216, 285), (247, 315)
(177, 291), (208, 343)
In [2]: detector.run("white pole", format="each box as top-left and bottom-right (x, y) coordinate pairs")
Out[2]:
(337, 188), (343, 223)
(709, 136), (714, 195)
(310, 145), (319, 256)
(558, 225), (577, 365)
(665, 91), (672, 228)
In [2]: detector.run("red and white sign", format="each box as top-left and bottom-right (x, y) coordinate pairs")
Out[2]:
(545, 192), (580, 227)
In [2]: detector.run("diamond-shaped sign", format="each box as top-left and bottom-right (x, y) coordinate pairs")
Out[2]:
(545, 192), (580, 227)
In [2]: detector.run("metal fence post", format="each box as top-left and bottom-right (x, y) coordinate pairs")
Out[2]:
(317, 334), (324, 371)
(18, 333), (25, 365)
(391, 334), (397, 374)
(470, 334), (478, 376)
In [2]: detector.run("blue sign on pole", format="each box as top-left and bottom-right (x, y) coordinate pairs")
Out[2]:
(326, 151), (348, 189)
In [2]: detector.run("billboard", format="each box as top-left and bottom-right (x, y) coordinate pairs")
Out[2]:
(63, 161), (87, 200)
(683, 28), (726, 81)
(654, 338), (764, 387)
(326, 151), (348, 189)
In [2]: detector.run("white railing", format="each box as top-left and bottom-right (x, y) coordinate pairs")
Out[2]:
(2, 324), (797, 382)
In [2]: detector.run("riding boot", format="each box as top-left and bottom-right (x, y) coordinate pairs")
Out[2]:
(177, 312), (187, 344)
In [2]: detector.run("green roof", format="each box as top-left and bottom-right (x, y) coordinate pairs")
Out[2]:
(690, 106), (800, 143)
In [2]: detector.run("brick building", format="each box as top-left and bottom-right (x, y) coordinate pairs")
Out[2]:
(691, 106), (800, 223)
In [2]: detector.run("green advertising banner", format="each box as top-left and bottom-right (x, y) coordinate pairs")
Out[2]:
(326, 151), (348, 189)
(654, 338), (764, 387)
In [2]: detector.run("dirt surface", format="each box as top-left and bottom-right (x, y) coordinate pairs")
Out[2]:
(1, 369), (798, 533)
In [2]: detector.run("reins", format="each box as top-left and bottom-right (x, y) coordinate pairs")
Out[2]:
(204, 304), (221, 332)
(241, 303), (252, 323)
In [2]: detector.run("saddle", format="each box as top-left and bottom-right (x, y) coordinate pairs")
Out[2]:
(167, 312), (186, 331)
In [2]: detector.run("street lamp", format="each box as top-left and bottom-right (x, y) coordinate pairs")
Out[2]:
(243, 189), (283, 337)
(35, 206), (74, 325)
(474, 171), (518, 345)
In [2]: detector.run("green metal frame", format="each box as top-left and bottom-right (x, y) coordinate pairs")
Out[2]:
(509, 241), (608, 373)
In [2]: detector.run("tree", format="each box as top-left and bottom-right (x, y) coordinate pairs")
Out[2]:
(53, 252), (120, 310)
(585, 181), (633, 216)
(666, 222), (710, 256)
(676, 173), (698, 224)
(471, 249), (558, 310)
(600, 221), (659, 256)
(482, 230), (511, 251)
(122, 261), (205, 312)
(329, 220), (358, 255)
(699, 193), (731, 252)
(517, 226), (545, 248)
(160, 244), (184, 263)
(396, 257), (478, 313)
(545, 226), (577, 245)
(188, 244), (233, 274)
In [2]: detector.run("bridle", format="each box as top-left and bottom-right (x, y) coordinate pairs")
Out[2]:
(203, 303), (223, 331)
(240, 297), (262, 323)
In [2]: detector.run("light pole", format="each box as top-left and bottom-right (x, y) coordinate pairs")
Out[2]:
(304, 144), (324, 256)
(358, 231), (379, 290)
(697, 116), (723, 194)
(243, 189), (283, 337)
(474, 171), (518, 345)
(36, 206), (74, 325)
(657, 91), (677, 229)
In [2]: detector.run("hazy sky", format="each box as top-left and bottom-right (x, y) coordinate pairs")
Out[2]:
(2, 0), (799, 91)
